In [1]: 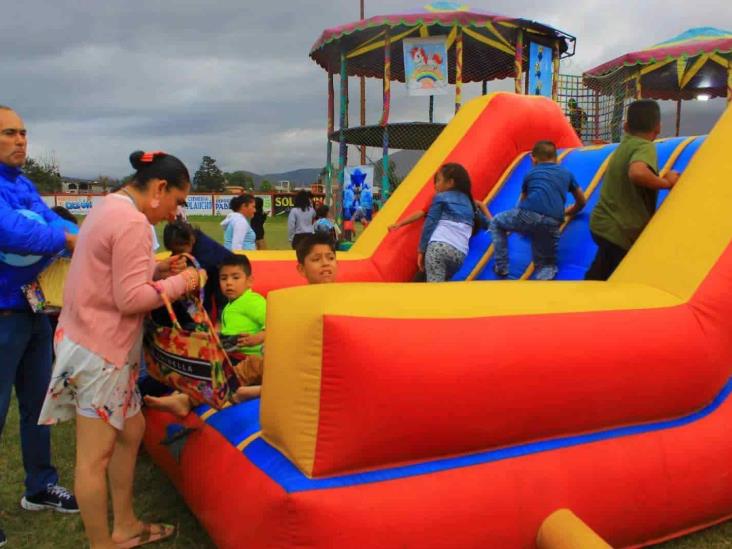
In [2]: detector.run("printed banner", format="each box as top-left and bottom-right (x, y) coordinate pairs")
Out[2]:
(343, 165), (375, 217)
(214, 194), (273, 216)
(56, 195), (93, 215)
(403, 37), (449, 96)
(184, 195), (214, 216)
(41, 196), (55, 209)
(528, 42), (554, 98)
(272, 194), (325, 216)
(214, 195), (237, 216)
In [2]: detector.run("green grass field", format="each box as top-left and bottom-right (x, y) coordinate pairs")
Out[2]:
(154, 214), (293, 250)
(2, 215), (730, 547)
(152, 214), (363, 250)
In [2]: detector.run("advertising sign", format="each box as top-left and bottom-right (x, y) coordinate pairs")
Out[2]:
(184, 195), (213, 216)
(213, 194), (273, 216)
(56, 195), (93, 215)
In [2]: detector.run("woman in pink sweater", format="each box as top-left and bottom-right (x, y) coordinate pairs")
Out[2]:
(39, 151), (197, 549)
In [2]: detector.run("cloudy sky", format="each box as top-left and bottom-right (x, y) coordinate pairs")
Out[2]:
(2, 0), (730, 178)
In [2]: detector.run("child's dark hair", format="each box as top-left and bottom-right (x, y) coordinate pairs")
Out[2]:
(296, 233), (336, 264)
(315, 204), (329, 219)
(532, 141), (557, 162)
(627, 100), (661, 133)
(128, 151), (190, 191)
(436, 163), (473, 202)
(219, 254), (252, 277)
(254, 196), (264, 213)
(294, 190), (311, 212)
(163, 220), (195, 252)
(51, 206), (78, 225)
(229, 193), (254, 213)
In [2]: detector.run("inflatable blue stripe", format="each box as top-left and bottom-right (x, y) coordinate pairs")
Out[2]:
(459, 136), (699, 282)
(233, 377), (732, 493)
(551, 136), (692, 281)
(657, 136), (705, 206)
(206, 399), (261, 446)
(452, 153), (535, 280)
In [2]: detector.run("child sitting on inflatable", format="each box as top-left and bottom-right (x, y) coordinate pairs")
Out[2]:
(295, 232), (338, 284)
(144, 234), (338, 417)
(490, 141), (586, 280)
(144, 254), (265, 414)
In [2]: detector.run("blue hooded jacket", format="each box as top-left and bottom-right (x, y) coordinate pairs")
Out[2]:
(419, 190), (477, 253)
(0, 163), (75, 310)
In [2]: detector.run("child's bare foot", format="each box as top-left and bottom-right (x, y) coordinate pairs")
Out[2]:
(232, 385), (261, 404)
(143, 393), (193, 418)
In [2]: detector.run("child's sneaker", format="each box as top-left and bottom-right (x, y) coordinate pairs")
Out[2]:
(21, 484), (79, 513)
(0, 527), (6, 547)
(494, 265), (509, 277)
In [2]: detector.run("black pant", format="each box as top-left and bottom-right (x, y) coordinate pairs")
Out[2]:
(585, 232), (629, 281)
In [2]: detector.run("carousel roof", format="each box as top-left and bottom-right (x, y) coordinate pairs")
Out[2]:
(584, 27), (732, 100)
(310, 2), (575, 83)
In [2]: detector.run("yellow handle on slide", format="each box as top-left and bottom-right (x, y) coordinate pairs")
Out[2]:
(536, 509), (613, 549)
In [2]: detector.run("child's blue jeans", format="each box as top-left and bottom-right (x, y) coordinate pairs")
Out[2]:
(490, 208), (561, 280)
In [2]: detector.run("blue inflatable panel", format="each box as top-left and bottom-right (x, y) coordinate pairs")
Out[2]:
(657, 136), (706, 206)
(454, 137), (702, 282)
(191, 377), (732, 494)
(549, 136), (697, 281)
(474, 144), (617, 281)
(452, 153), (534, 280)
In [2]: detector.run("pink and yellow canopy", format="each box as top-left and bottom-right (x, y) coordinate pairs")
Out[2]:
(584, 27), (732, 101)
(309, 2), (574, 83)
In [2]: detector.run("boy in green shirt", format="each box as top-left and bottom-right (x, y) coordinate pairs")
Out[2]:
(585, 100), (680, 280)
(144, 255), (266, 413)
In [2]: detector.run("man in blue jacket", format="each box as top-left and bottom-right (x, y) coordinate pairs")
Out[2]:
(0, 106), (79, 544)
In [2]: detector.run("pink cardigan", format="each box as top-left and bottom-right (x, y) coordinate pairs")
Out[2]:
(59, 194), (187, 367)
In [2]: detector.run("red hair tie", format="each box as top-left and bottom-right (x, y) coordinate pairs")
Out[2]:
(141, 150), (165, 163)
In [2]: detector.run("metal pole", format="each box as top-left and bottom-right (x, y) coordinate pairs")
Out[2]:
(675, 99), (682, 136)
(594, 90), (600, 142)
(514, 31), (524, 94)
(338, 52), (348, 222)
(551, 42), (560, 101)
(455, 26), (463, 113)
(359, 0), (366, 165)
(326, 72), (334, 207)
(429, 96), (434, 123)
(381, 32), (391, 204)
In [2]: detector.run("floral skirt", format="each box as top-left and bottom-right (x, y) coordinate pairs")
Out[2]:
(38, 329), (142, 431)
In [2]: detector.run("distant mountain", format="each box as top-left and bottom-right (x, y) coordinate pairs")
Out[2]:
(231, 168), (322, 189)
(261, 168), (322, 187)
(230, 150), (424, 192)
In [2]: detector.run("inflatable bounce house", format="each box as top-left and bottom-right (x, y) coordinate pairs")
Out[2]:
(143, 92), (732, 547)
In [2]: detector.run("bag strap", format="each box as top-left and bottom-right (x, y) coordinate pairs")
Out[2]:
(149, 270), (238, 379)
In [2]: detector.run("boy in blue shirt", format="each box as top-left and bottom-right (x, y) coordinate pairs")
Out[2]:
(490, 141), (586, 280)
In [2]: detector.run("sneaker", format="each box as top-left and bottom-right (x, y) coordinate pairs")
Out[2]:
(21, 484), (79, 513)
(494, 265), (509, 277)
(0, 527), (6, 547)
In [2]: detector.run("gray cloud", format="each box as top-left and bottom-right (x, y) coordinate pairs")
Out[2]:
(3, 0), (730, 178)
